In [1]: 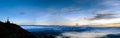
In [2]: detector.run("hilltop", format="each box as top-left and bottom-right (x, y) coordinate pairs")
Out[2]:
(0, 21), (36, 38)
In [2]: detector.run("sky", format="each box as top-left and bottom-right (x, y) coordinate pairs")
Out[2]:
(0, 0), (120, 25)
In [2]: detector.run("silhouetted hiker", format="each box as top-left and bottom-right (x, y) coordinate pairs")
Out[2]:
(5, 17), (10, 24)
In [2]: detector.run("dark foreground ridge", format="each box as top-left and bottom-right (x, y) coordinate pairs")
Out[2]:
(0, 21), (36, 38)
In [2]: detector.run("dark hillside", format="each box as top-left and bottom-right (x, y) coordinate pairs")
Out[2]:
(0, 21), (36, 38)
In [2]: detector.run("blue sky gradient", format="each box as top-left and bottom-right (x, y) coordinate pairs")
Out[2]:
(0, 0), (120, 25)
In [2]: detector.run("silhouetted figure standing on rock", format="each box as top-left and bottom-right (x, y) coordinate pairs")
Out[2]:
(6, 17), (10, 24)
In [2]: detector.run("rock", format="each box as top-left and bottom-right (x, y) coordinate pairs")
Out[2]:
(0, 21), (36, 38)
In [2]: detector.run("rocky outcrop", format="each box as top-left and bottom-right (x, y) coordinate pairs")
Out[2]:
(0, 21), (36, 38)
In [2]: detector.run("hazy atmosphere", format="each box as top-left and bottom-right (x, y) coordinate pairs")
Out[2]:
(1, 0), (120, 38)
